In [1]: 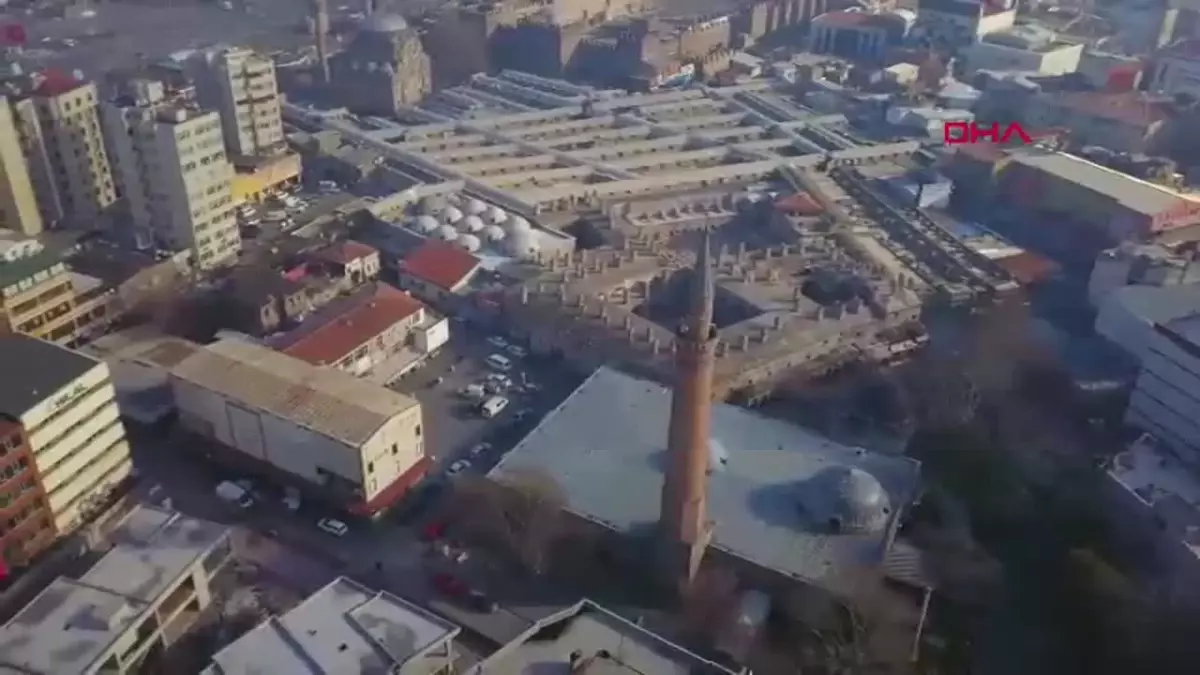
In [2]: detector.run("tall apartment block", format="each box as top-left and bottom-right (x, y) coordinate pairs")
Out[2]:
(0, 233), (113, 345)
(9, 75), (117, 229)
(0, 97), (43, 236)
(0, 334), (133, 557)
(188, 47), (286, 161)
(102, 81), (240, 269)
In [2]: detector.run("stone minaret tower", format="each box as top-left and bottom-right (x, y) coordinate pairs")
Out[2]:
(313, 0), (331, 84)
(659, 230), (717, 591)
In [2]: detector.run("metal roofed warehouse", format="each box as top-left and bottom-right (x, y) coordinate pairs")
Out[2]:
(169, 338), (428, 515)
(490, 367), (921, 591)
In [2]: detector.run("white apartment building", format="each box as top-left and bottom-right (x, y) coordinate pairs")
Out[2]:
(1125, 313), (1200, 465)
(189, 47), (285, 160)
(10, 78), (117, 228)
(169, 338), (428, 516)
(963, 25), (1084, 76)
(102, 81), (240, 269)
(0, 505), (232, 675)
(0, 334), (133, 534)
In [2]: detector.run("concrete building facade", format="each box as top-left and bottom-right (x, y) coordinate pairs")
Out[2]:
(962, 25), (1084, 76)
(188, 47), (286, 161)
(0, 416), (58, 569)
(0, 236), (114, 346)
(170, 338), (429, 516)
(0, 334), (133, 535)
(102, 82), (240, 269)
(0, 97), (44, 236)
(0, 505), (232, 675)
(12, 77), (116, 229)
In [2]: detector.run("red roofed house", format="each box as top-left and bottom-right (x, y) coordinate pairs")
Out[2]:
(309, 240), (381, 287)
(395, 239), (483, 308)
(273, 282), (448, 375)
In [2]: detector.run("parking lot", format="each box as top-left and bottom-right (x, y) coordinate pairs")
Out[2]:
(389, 323), (584, 481)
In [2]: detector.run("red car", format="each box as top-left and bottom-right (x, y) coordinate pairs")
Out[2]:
(431, 572), (468, 598)
(421, 520), (446, 543)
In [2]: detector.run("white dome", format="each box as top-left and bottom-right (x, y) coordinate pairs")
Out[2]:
(436, 225), (459, 241)
(413, 215), (439, 233)
(461, 215), (485, 232)
(443, 206), (464, 224)
(507, 229), (540, 258)
(507, 216), (531, 233)
(484, 225), (506, 242)
(465, 198), (488, 215)
(487, 205), (508, 223)
(457, 234), (482, 252)
(361, 13), (409, 33)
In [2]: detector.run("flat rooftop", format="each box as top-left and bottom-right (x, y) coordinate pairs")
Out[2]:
(0, 505), (229, 675)
(1109, 434), (1200, 560)
(0, 334), (101, 420)
(490, 367), (921, 589)
(1006, 149), (1198, 218)
(468, 599), (737, 675)
(204, 576), (460, 675)
(170, 337), (420, 447)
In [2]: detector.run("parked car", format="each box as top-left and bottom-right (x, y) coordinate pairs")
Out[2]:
(506, 345), (528, 358)
(469, 442), (492, 457)
(431, 573), (498, 613)
(459, 383), (486, 400)
(448, 459), (471, 476)
(317, 517), (348, 537)
(487, 336), (508, 349)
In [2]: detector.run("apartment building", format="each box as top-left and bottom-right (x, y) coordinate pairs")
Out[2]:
(189, 46), (286, 160)
(0, 96), (43, 236)
(0, 234), (113, 345)
(0, 505), (232, 675)
(0, 334), (133, 535)
(102, 80), (240, 269)
(0, 417), (57, 568)
(10, 74), (117, 229)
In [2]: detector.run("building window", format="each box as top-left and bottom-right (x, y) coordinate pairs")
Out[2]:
(367, 462), (374, 474)
(415, 425), (422, 437)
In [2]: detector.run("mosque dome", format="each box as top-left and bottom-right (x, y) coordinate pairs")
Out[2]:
(443, 206), (464, 224)
(465, 198), (488, 215)
(484, 225), (506, 242)
(457, 234), (482, 252)
(360, 13), (409, 33)
(487, 205), (508, 223)
(413, 215), (439, 233)
(436, 225), (459, 241)
(460, 215), (485, 233)
(803, 466), (891, 534)
(507, 215), (531, 233)
(507, 229), (540, 258)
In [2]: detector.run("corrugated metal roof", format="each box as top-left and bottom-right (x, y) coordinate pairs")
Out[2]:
(171, 338), (418, 447)
(1007, 149), (1195, 218)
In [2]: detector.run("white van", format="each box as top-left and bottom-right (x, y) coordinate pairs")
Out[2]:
(480, 396), (509, 419)
(485, 353), (512, 372)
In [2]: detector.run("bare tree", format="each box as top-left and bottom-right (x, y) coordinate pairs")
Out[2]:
(448, 469), (566, 575)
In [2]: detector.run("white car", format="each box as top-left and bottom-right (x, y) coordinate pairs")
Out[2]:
(448, 460), (471, 476)
(469, 442), (492, 457)
(486, 336), (508, 349)
(317, 517), (348, 537)
(506, 345), (527, 358)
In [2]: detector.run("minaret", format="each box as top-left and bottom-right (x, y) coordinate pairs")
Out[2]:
(313, 0), (331, 85)
(659, 229), (717, 591)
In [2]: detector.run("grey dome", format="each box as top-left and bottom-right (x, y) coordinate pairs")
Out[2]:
(465, 198), (488, 215)
(507, 215), (531, 233)
(457, 234), (482, 252)
(436, 225), (459, 241)
(487, 205), (508, 223)
(443, 206), (464, 224)
(361, 13), (409, 33)
(484, 225), (506, 242)
(460, 215), (485, 233)
(805, 466), (891, 534)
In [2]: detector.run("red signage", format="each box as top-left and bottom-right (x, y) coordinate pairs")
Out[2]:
(1, 23), (26, 47)
(944, 121), (1033, 146)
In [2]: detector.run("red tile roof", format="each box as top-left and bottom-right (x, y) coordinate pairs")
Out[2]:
(34, 69), (84, 97)
(815, 10), (892, 30)
(399, 240), (481, 291)
(282, 284), (424, 366)
(775, 192), (825, 216)
(996, 251), (1058, 285)
(349, 456), (432, 515)
(313, 240), (378, 265)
